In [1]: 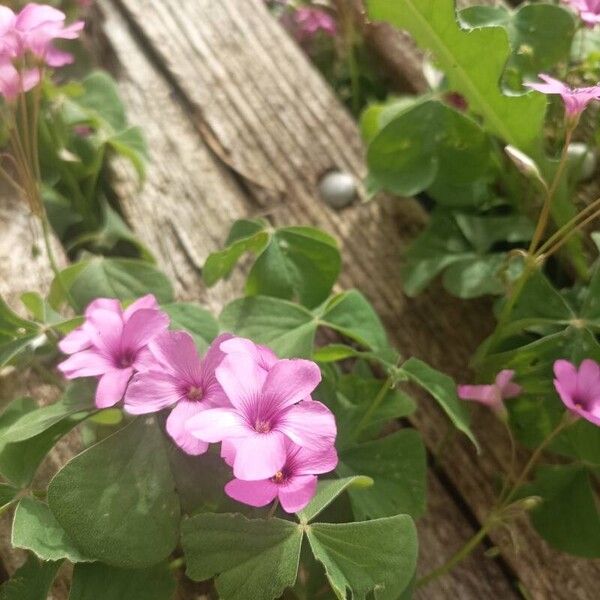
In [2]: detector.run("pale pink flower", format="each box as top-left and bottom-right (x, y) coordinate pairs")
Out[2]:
(524, 74), (600, 117)
(220, 336), (278, 371)
(564, 0), (600, 28)
(225, 439), (338, 513)
(457, 369), (521, 415)
(124, 331), (233, 456)
(186, 353), (336, 480)
(0, 7), (18, 58)
(554, 359), (600, 426)
(0, 58), (39, 101)
(57, 295), (169, 408)
(294, 7), (336, 38)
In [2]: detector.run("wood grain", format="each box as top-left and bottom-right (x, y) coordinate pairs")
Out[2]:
(99, 0), (600, 597)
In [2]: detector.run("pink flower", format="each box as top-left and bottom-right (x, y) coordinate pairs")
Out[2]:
(524, 73), (600, 118)
(220, 336), (278, 371)
(457, 369), (521, 415)
(57, 295), (169, 408)
(186, 352), (336, 480)
(0, 58), (39, 101)
(225, 440), (338, 513)
(124, 331), (233, 456)
(564, 0), (600, 28)
(294, 7), (336, 38)
(553, 359), (600, 426)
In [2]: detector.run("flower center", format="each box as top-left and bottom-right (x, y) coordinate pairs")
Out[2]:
(272, 471), (285, 484)
(117, 350), (135, 368)
(186, 386), (204, 402)
(254, 419), (271, 433)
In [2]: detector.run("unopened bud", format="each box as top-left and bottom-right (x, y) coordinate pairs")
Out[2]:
(505, 145), (545, 186)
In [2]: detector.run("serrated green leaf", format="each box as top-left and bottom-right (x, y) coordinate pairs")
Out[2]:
(162, 302), (219, 352)
(306, 515), (418, 600)
(400, 357), (478, 450)
(12, 497), (93, 562)
(182, 513), (303, 600)
(298, 476), (373, 524)
(69, 562), (176, 600)
(47, 417), (180, 568)
(337, 430), (427, 519)
(367, 0), (545, 152)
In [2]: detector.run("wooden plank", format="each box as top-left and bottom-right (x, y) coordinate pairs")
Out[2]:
(98, 2), (519, 597)
(100, 0), (600, 598)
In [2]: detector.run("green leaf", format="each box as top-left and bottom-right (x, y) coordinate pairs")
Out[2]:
(49, 257), (173, 311)
(0, 380), (95, 443)
(306, 515), (418, 600)
(107, 126), (148, 180)
(0, 296), (38, 334)
(366, 0), (545, 152)
(182, 513), (303, 600)
(0, 296), (41, 367)
(0, 397), (85, 487)
(0, 334), (40, 368)
(162, 302), (219, 352)
(400, 357), (478, 450)
(12, 497), (93, 562)
(69, 562), (176, 600)
(522, 465), (600, 558)
(47, 417), (180, 568)
(0, 483), (18, 511)
(220, 296), (316, 358)
(205, 220), (341, 308)
(298, 476), (373, 524)
(0, 556), (60, 600)
(367, 100), (491, 196)
(337, 430), (427, 519)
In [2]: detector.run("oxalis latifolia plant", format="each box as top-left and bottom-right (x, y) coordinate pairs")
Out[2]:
(0, 3), (487, 599)
(362, 0), (600, 580)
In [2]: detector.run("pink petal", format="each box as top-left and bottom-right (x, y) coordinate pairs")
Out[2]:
(277, 400), (336, 451)
(132, 347), (161, 372)
(95, 367), (133, 408)
(201, 332), (234, 376)
(221, 439), (237, 467)
(457, 384), (501, 408)
(148, 330), (202, 381)
(495, 370), (522, 399)
(554, 360), (578, 397)
(57, 349), (113, 378)
(232, 432), (287, 480)
(576, 359), (600, 401)
(124, 371), (183, 415)
(87, 308), (124, 356)
(278, 475), (318, 513)
(166, 401), (210, 456)
(123, 294), (158, 320)
(261, 359), (321, 413)
(291, 445), (338, 476)
(16, 4), (65, 30)
(43, 46), (73, 67)
(121, 308), (169, 353)
(185, 407), (249, 443)
(84, 298), (121, 318)
(225, 478), (278, 508)
(215, 353), (268, 413)
(58, 326), (91, 354)
(220, 337), (278, 370)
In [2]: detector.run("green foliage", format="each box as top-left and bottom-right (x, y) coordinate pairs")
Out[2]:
(69, 562), (176, 600)
(366, 100), (492, 196)
(48, 256), (173, 311)
(162, 302), (219, 352)
(204, 219), (341, 308)
(366, 0), (545, 153)
(521, 465), (600, 558)
(400, 357), (478, 450)
(0, 483), (18, 512)
(47, 418), (180, 568)
(402, 210), (533, 298)
(12, 497), (93, 562)
(0, 556), (60, 600)
(0, 296), (41, 368)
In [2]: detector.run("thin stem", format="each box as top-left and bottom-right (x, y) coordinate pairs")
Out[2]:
(529, 125), (575, 254)
(542, 205), (600, 260)
(353, 375), (392, 439)
(267, 498), (280, 519)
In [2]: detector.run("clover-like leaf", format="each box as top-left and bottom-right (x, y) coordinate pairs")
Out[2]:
(162, 302), (219, 352)
(0, 555), (60, 600)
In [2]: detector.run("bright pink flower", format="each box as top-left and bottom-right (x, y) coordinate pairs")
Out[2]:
(564, 0), (600, 27)
(124, 331), (233, 456)
(186, 353), (335, 480)
(0, 59), (39, 101)
(458, 369), (521, 415)
(553, 359), (600, 426)
(220, 336), (278, 371)
(225, 440), (338, 513)
(57, 295), (169, 408)
(294, 7), (336, 37)
(525, 74), (600, 117)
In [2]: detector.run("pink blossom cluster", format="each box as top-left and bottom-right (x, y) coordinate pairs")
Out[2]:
(0, 3), (83, 101)
(458, 360), (600, 428)
(563, 0), (600, 28)
(294, 7), (336, 38)
(58, 296), (338, 513)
